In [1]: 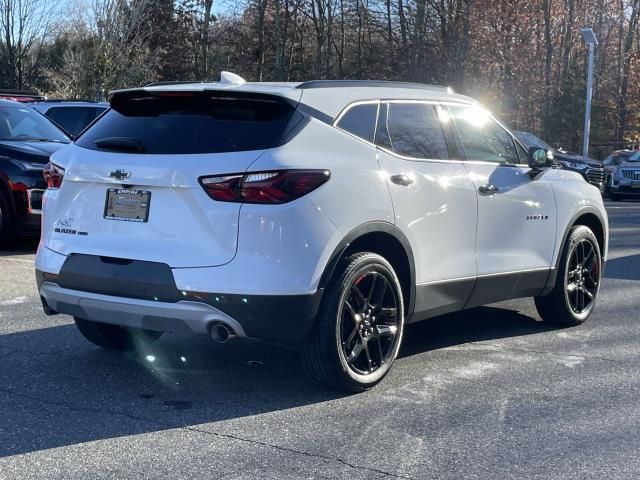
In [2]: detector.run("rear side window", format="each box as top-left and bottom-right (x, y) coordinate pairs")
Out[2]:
(76, 93), (297, 154)
(336, 103), (378, 143)
(377, 103), (449, 160)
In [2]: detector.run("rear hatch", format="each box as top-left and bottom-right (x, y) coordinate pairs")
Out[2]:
(45, 89), (302, 268)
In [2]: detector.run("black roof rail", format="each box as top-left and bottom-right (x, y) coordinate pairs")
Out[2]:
(143, 80), (207, 87)
(296, 80), (451, 92)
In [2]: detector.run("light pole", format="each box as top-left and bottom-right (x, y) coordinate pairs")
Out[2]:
(581, 27), (598, 162)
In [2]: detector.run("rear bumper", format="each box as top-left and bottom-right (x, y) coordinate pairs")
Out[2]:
(40, 281), (248, 337)
(37, 269), (322, 344)
(12, 187), (43, 236)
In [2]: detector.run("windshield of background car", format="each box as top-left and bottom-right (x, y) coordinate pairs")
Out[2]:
(604, 152), (637, 165)
(514, 131), (553, 151)
(0, 105), (70, 142)
(627, 152), (640, 162)
(76, 92), (299, 154)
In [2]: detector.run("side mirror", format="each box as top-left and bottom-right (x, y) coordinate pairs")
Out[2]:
(528, 147), (554, 170)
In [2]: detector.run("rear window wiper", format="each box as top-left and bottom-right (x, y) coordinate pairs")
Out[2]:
(95, 137), (146, 153)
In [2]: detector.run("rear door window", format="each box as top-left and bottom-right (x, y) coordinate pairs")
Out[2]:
(336, 103), (378, 143)
(377, 102), (449, 160)
(76, 93), (298, 154)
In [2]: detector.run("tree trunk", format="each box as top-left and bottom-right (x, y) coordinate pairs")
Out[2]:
(200, 0), (213, 80)
(616, 0), (640, 141)
(398, 0), (408, 72)
(274, 0), (285, 80)
(256, 0), (268, 80)
(542, 0), (554, 138)
(410, 0), (427, 81)
(560, 0), (574, 81)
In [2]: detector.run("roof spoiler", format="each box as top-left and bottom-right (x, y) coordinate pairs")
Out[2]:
(143, 72), (247, 89)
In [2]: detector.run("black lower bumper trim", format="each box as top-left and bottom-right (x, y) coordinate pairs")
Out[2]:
(56, 254), (181, 303)
(188, 290), (324, 344)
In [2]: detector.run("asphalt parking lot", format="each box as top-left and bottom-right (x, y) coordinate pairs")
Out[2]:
(0, 201), (639, 479)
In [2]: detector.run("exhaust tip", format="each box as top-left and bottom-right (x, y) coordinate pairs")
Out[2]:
(210, 324), (236, 343)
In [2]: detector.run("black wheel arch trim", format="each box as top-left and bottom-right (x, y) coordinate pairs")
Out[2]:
(557, 206), (606, 267)
(541, 206), (607, 295)
(318, 221), (416, 317)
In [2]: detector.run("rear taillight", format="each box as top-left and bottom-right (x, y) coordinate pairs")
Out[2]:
(199, 170), (330, 204)
(43, 162), (65, 189)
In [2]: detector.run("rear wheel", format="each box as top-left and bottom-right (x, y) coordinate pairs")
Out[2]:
(535, 225), (602, 326)
(302, 252), (404, 392)
(74, 317), (162, 351)
(0, 192), (16, 249)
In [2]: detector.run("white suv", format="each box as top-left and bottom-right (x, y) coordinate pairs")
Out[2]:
(36, 75), (608, 392)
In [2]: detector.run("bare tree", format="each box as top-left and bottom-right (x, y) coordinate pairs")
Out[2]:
(616, 0), (640, 140)
(0, 0), (57, 88)
(90, 0), (159, 96)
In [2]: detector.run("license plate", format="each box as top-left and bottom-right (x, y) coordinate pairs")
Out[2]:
(632, 182), (640, 189)
(104, 189), (151, 222)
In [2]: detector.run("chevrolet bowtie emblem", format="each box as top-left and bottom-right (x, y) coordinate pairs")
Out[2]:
(109, 169), (131, 180)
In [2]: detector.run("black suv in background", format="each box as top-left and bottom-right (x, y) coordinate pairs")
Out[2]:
(515, 131), (606, 191)
(29, 101), (109, 137)
(0, 100), (70, 246)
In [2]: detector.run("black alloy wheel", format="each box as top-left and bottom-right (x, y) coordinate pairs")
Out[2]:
(565, 238), (600, 315)
(339, 271), (401, 376)
(302, 252), (405, 392)
(535, 225), (602, 326)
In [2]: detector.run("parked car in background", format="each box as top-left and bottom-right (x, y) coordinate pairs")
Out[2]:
(0, 100), (71, 246)
(0, 89), (45, 103)
(36, 76), (608, 392)
(603, 150), (640, 201)
(29, 101), (109, 137)
(514, 130), (606, 191)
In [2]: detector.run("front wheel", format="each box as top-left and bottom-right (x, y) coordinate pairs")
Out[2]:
(74, 317), (163, 351)
(535, 225), (602, 326)
(302, 252), (405, 392)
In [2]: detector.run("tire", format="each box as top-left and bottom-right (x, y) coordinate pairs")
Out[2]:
(302, 252), (405, 392)
(535, 225), (602, 326)
(74, 317), (162, 351)
(0, 192), (16, 249)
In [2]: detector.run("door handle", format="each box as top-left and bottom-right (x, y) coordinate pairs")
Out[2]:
(390, 174), (414, 186)
(478, 184), (499, 195)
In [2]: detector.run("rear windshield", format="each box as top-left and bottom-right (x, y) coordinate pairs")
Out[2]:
(76, 92), (297, 154)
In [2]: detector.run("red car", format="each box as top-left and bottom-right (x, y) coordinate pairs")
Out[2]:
(0, 89), (45, 103)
